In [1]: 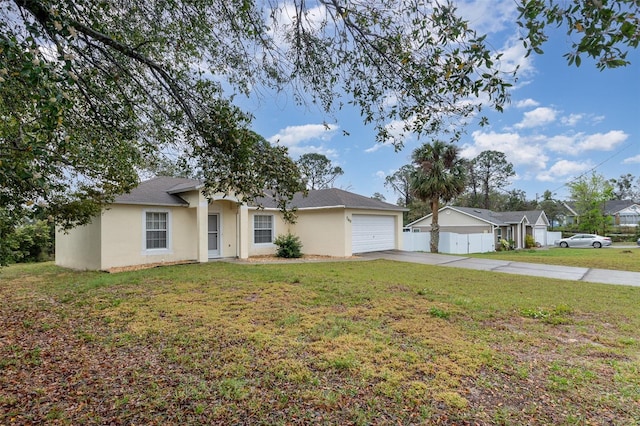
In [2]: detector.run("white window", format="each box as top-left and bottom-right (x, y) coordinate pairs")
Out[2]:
(254, 215), (273, 244)
(144, 211), (170, 252)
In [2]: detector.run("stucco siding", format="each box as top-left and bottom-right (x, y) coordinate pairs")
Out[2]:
(55, 216), (102, 270)
(294, 209), (347, 257)
(246, 208), (402, 258)
(100, 205), (198, 269)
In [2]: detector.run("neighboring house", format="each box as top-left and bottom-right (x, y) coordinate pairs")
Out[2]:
(55, 176), (406, 270)
(605, 200), (640, 226)
(563, 200), (640, 227)
(405, 206), (550, 249)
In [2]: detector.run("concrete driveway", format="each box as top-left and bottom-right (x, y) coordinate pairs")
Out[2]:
(358, 250), (640, 287)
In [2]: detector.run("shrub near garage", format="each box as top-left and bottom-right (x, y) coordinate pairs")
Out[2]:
(525, 234), (536, 248)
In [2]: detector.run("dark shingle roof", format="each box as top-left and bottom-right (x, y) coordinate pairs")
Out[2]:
(450, 207), (500, 224)
(603, 200), (639, 215)
(254, 188), (406, 211)
(564, 199), (638, 215)
(113, 176), (202, 206)
(493, 210), (546, 224)
(409, 206), (547, 226)
(114, 177), (405, 211)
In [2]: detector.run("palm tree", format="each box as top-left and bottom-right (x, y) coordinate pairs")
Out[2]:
(411, 141), (467, 253)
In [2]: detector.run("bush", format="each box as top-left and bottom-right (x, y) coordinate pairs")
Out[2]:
(496, 239), (513, 251)
(2, 220), (54, 264)
(524, 234), (536, 248)
(274, 233), (303, 258)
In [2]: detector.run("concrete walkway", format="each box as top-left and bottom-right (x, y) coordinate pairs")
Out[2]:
(358, 250), (640, 287)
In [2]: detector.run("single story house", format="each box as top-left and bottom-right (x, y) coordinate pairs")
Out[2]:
(609, 201), (640, 226)
(562, 200), (640, 227)
(55, 176), (406, 270)
(405, 206), (550, 249)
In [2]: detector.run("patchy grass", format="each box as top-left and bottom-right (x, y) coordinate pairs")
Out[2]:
(1, 260), (640, 424)
(469, 246), (640, 272)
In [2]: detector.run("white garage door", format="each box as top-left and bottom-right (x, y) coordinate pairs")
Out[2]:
(352, 215), (396, 253)
(534, 228), (547, 246)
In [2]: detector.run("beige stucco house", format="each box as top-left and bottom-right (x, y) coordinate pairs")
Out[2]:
(55, 176), (406, 270)
(405, 206), (550, 249)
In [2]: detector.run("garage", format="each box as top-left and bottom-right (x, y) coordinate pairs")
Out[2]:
(533, 227), (547, 246)
(351, 214), (396, 253)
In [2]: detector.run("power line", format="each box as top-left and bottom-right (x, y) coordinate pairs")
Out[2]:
(550, 141), (636, 195)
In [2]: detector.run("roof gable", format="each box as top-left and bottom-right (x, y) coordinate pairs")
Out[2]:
(604, 200), (639, 215)
(564, 200), (639, 216)
(406, 206), (549, 227)
(113, 176), (202, 206)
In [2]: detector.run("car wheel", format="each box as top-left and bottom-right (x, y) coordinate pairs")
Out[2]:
(593, 242), (602, 248)
(560, 242), (568, 248)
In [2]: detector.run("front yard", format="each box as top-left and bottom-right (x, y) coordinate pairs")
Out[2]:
(468, 246), (640, 272)
(2, 261), (639, 424)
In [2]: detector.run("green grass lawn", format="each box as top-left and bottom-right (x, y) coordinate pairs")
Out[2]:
(468, 246), (640, 272)
(2, 261), (640, 424)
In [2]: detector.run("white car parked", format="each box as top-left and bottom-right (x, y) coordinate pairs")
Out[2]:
(554, 234), (612, 248)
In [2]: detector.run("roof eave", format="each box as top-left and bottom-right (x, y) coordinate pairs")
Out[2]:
(248, 205), (407, 212)
(167, 184), (204, 194)
(112, 201), (189, 207)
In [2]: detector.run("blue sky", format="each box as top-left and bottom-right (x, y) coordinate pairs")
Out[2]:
(236, 1), (639, 204)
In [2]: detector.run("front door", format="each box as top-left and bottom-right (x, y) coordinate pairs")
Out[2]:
(208, 214), (220, 258)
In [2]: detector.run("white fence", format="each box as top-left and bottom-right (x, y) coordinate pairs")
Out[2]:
(402, 232), (495, 254)
(547, 231), (562, 245)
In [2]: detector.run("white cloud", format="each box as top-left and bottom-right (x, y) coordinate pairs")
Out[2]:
(623, 154), (640, 164)
(375, 171), (386, 179)
(268, 123), (337, 145)
(365, 117), (416, 153)
(578, 130), (628, 151)
(515, 98), (539, 109)
(461, 130), (548, 170)
(365, 142), (392, 153)
(514, 107), (557, 129)
(546, 134), (579, 154)
(456, 0), (518, 35)
(546, 130), (628, 154)
(561, 113), (583, 126)
(536, 159), (594, 182)
(267, 123), (339, 157)
(497, 37), (534, 77)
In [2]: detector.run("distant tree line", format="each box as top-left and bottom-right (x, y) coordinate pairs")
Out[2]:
(386, 148), (540, 226)
(385, 143), (640, 246)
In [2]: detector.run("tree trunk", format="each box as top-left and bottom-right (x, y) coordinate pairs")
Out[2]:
(430, 199), (440, 253)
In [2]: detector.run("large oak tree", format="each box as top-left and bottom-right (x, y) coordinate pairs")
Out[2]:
(0, 0), (637, 264)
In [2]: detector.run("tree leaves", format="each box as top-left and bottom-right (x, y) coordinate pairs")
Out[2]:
(296, 153), (344, 190)
(2, 0), (635, 249)
(517, 0), (639, 70)
(411, 141), (467, 252)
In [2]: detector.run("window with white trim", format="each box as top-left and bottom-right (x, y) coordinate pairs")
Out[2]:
(254, 215), (273, 244)
(145, 211), (168, 249)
